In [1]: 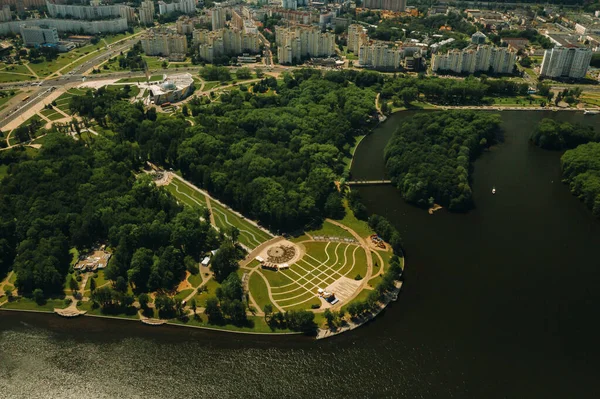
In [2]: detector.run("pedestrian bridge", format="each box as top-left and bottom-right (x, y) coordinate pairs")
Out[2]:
(347, 180), (392, 186)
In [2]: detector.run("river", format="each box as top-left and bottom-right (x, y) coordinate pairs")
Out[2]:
(1, 110), (599, 398)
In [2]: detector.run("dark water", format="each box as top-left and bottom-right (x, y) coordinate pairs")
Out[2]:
(2, 111), (600, 398)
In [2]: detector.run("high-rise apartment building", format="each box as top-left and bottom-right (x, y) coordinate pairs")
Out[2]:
(358, 41), (402, 69)
(211, 7), (226, 30)
(20, 24), (59, 46)
(347, 24), (367, 54)
(282, 0), (297, 10)
(431, 45), (516, 74)
(176, 16), (196, 34)
(363, 0), (406, 12)
(540, 46), (592, 79)
(0, 18), (128, 34)
(0, 4), (11, 22)
(196, 27), (260, 62)
(275, 25), (335, 64)
(139, 0), (155, 26)
(0, 0), (45, 7)
(141, 28), (188, 57)
(158, 0), (196, 15)
(46, 0), (135, 23)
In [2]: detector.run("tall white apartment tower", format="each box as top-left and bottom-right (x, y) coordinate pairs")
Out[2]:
(212, 7), (226, 30)
(139, 0), (155, 26)
(540, 47), (592, 79)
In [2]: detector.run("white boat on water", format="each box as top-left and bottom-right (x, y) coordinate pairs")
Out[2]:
(584, 110), (599, 115)
(492, 187), (496, 194)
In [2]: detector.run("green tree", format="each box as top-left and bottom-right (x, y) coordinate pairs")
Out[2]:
(190, 298), (197, 317)
(205, 296), (223, 323)
(32, 288), (45, 305)
(69, 276), (79, 293)
(263, 303), (273, 322)
(210, 242), (239, 282)
(324, 309), (336, 328)
(138, 293), (149, 308)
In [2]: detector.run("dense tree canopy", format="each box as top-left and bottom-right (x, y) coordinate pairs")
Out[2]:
(531, 119), (599, 150)
(0, 133), (217, 295)
(561, 142), (600, 218)
(70, 69), (378, 231)
(385, 111), (501, 210)
(381, 75), (528, 106)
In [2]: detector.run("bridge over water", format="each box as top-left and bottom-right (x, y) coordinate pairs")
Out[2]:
(347, 180), (392, 186)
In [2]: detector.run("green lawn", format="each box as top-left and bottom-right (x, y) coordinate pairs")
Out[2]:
(342, 134), (366, 171)
(8, 273), (16, 285)
(259, 268), (295, 288)
(0, 89), (20, 110)
(1, 297), (67, 312)
(69, 248), (79, 266)
(307, 220), (355, 240)
(340, 288), (372, 313)
(202, 81), (220, 91)
(280, 296), (321, 312)
(143, 56), (168, 70)
(194, 278), (220, 307)
(115, 76), (151, 83)
(63, 273), (79, 295)
(81, 302), (140, 319)
(53, 93), (74, 114)
(0, 73), (35, 83)
(165, 180), (207, 211)
(187, 272), (203, 288)
(170, 314), (294, 334)
(84, 270), (110, 296)
(249, 272), (275, 311)
(106, 85), (140, 97)
(334, 201), (373, 239)
(47, 111), (66, 121)
(175, 289), (194, 302)
(209, 199), (272, 249)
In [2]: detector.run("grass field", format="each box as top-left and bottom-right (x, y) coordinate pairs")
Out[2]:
(84, 270), (110, 296)
(170, 314), (293, 334)
(175, 289), (194, 302)
(165, 180), (207, 211)
(202, 81), (220, 91)
(210, 199), (272, 250)
(335, 201), (373, 239)
(1, 297), (67, 312)
(105, 85), (140, 97)
(194, 278), (220, 307)
(0, 89), (20, 111)
(143, 56), (168, 71)
(53, 93), (74, 114)
(307, 220), (355, 240)
(342, 134), (366, 171)
(187, 272), (203, 288)
(249, 272), (275, 311)
(0, 64), (36, 82)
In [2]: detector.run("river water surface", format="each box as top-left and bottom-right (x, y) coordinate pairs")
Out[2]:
(1, 111), (599, 398)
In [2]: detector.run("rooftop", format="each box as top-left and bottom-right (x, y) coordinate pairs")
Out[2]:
(148, 73), (194, 96)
